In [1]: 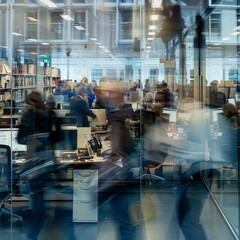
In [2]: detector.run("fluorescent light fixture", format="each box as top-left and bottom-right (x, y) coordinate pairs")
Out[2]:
(39, 0), (58, 8)
(148, 31), (155, 36)
(233, 26), (240, 30)
(222, 37), (230, 41)
(148, 37), (154, 41)
(150, 14), (159, 21)
(98, 45), (105, 49)
(104, 50), (110, 53)
(12, 32), (22, 36)
(27, 38), (37, 41)
(231, 32), (240, 35)
(95, 42), (101, 45)
(149, 25), (157, 30)
(213, 43), (221, 45)
(0, 46), (7, 48)
(27, 16), (38, 22)
(74, 25), (85, 30)
(30, 52), (37, 55)
(61, 14), (74, 21)
(151, 0), (162, 9)
(90, 38), (97, 41)
(17, 49), (24, 52)
(146, 46), (151, 49)
(41, 42), (50, 45)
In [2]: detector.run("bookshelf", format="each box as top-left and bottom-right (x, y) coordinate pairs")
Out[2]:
(38, 66), (61, 100)
(12, 64), (37, 103)
(0, 62), (12, 114)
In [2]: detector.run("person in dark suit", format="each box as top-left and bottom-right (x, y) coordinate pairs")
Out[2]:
(69, 85), (96, 127)
(17, 90), (62, 240)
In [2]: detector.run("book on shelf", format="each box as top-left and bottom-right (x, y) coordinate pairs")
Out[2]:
(0, 63), (11, 74)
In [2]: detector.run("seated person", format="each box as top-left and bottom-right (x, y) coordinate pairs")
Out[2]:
(69, 85), (96, 127)
(154, 90), (175, 108)
(208, 80), (226, 108)
(142, 92), (154, 109)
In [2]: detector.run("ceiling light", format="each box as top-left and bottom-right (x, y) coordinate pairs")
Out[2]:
(148, 32), (155, 36)
(17, 49), (24, 52)
(39, 0), (58, 8)
(74, 25), (85, 30)
(27, 38), (37, 41)
(213, 43), (221, 45)
(149, 25), (157, 30)
(148, 37), (154, 41)
(222, 37), (230, 41)
(98, 45), (105, 49)
(12, 32), (22, 36)
(231, 32), (240, 35)
(233, 26), (240, 30)
(27, 16), (38, 22)
(61, 14), (74, 21)
(151, 0), (162, 9)
(41, 42), (50, 45)
(150, 15), (159, 21)
(0, 46), (7, 48)
(30, 52), (37, 55)
(90, 38), (97, 41)
(146, 46), (151, 49)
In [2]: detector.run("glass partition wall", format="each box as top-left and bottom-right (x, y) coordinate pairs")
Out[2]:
(0, 0), (239, 239)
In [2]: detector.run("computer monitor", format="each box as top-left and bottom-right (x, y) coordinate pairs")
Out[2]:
(0, 128), (27, 152)
(54, 94), (65, 104)
(163, 109), (177, 123)
(54, 125), (78, 151)
(228, 98), (235, 106)
(211, 109), (223, 122)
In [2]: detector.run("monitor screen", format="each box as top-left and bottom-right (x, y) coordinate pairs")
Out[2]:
(54, 94), (69, 104)
(0, 128), (26, 152)
(228, 98), (235, 106)
(163, 109), (177, 123)
(54, 126), (78, 151)
(211, 109), (223, 122)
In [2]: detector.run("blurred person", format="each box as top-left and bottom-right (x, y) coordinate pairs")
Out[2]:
(85, 83), (96, 109)
(91, 81), (141, 240)
(166, 100), (209, 240)
(80, 76), (88, 85)
(142, 92), (154, 109)
(215, 103), (239, 166)
(69, 85), (96, 127)
(99, 76), (108, 87)
(93, 85), (110, 111)
(45, 94), (57, 110)
(91, 79), (98, 88)
(208, 80), (226, 108)
(17, 90), (62, 240)
(143, 79), (151, 95)
(161, 81), (171, 93)
(155, 90), (175, 108)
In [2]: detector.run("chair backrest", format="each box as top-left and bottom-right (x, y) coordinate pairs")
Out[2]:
(0, 144), (11, 193)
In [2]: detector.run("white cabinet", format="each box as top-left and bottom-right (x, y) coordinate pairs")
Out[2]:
(73, 169), (98, 222)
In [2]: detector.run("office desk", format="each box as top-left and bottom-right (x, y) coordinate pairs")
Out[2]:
(14, 154), (109, 223)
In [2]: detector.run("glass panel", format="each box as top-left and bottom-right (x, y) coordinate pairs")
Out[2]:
(119, 9), (132, 40)
(50, 12), (63, 40)
(73, 11), (86, 40)
(0, 1), (239, 239)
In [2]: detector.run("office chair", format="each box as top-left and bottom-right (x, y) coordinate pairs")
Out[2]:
(0, 144), (23, 226)
(133, 109), (167, 186)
